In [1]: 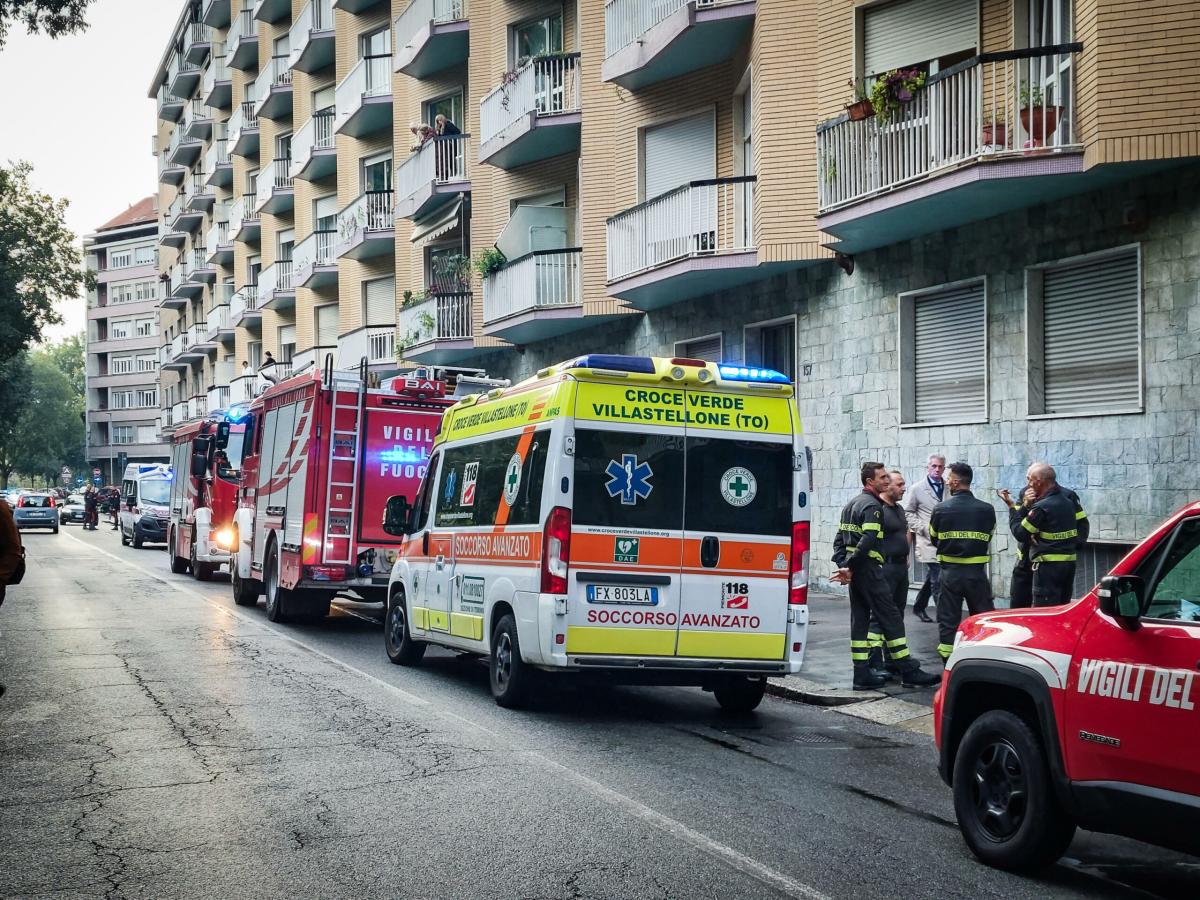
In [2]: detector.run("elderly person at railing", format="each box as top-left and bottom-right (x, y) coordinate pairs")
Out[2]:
(434, 114), (461, 138)
(409, 122), (434, 152)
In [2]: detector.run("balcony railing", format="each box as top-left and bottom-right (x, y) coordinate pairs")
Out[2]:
(228, 101), (258, 149)
(206, 303), (231, 336)
(396, 133), (469, 199)
(291, 109), (335, 177)
(202, 46), (229, 95)
(192, 247), (210, 270)
(481, 52), (580, 145)
(214, 282), (236, 306)
(167, 52), (198, 89)
(259, 260), (293, 299)
(185, 21), (212, 55)
(172, 401), (189, 423)
(231, 285), (259, 319)
(483, 249), (581, 323)
(256, 158), (293, 207)
(227, 7), (255, 50)
(334, 54), (392, 131)
(207, 384), (232, 411)
(604, 0), (735, 57)
(395, 0), (467, 52)
(253, 54), (292, 109)
(228, 193), (260, 235)
(398, 292), (472, 346)
(338, 190), (395, 239)
(294, 229), (336, 277)
(205, 138), (230, 172)
(188, 395), (208, 420)
(289, 0), (334, 67)
(207, 221), (229, 253)
(816, 45), (1082, 213)
(230, 375), (256, 404)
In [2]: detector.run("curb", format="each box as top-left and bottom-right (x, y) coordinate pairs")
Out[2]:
(766, 677), (883, 707)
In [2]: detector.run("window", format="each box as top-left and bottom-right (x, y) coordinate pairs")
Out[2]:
(136, 389), (158, 408)
(359, 25), (390, 59)
(275, 132), (292, 163)
(1027, 247), (1141, 417)
(674, 333), (722, 362)
(574, 429), (684, 531)
(412, 451), (439, 532)
(314, 194), (337, 232)
(109, 248), (133, 268)
(427, 247), (468, 293)
(247, 169), (259, 197)
(247, 341), (262, 369)
(685, 437), (793, 536)
(277, 228), (295, 262)
(110, 320), (133, 340)
(900, 279), (987, 425)
(110, 279), (157, 304)
(137, 425), (158, 444)
(362, 152), (392, 193)
(111, 390), (134, 409)
(435, 431), (549, 528)
(511, 13), (562, 67)
(363, 277), (395, 326)
(1140, 519), (1200, 623)
(424, 91), (464, 132)
(641, 110), (715, 201)
(278, 325), (296, 361)
(248, 254), (262, 286)
(112, 425), (134, 445)
(135, 317), (156, 337)
(745, 317), (795, 380)
(313, 83), (335, 115)
(861, 0), (978, 78)
(315, 304), (339, 347)
(136, 355), (157, 373)
(135, 245), (155, 266)
(111, 356), (135, 375)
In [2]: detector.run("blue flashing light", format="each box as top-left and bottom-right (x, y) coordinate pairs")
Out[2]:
(718, 365), (791, 385)
(378, 447), (426, 464)
(226, 405), (249, 423)
(568, 354), (656, 374)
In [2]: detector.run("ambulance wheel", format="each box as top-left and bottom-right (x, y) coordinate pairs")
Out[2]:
(132, 528), (144, 549)
(713, 676), (767, 713)
(169, 530), (189, 574)
(191, 543), (214, 581)
(385, 590), (425, 666)
(120, 526), (130, 547)
(263, 545), (292, 623)
(490, 614), (532, 709)
(953, 709), (1076, 871)
(231, 563), (260, 607)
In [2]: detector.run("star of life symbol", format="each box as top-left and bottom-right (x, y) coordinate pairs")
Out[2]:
(443, 469), (457, 504)
(605, 454), (654, 506)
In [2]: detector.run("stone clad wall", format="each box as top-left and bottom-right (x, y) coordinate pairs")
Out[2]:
(483, 166), (1200, 595)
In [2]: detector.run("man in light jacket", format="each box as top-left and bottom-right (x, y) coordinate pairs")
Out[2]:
(903, 453), (945, 623)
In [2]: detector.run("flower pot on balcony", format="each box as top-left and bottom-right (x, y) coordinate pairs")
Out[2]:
(1019, 105), (1061, 147)
(982, 123), (1007, 147)
(845, 99), (875, 122)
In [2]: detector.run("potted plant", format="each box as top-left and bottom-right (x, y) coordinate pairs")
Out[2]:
(982, 115), (1007, 148)
(869, 68), (927, 122)
(1019, 84), (1060, 145)
(844, 79), (874, 122)
(473, 247), (507, 278)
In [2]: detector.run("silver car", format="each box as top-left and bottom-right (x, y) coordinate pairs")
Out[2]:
(13, 493), (59, 533)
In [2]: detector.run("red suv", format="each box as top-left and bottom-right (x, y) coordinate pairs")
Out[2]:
(935, 501), (1200, 870)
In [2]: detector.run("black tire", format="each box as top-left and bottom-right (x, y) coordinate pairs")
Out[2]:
(952, 709), (1076, 871)
(231, 561), (261, 607)
(120, 526), (130, 547)
(52, 527), (59, 534)
(385, 590), (426, 666)
(263, 543), (292, 623)
(713, 676), (767, 713)
(490, 613), (533, 709)
(191, 542), (214, 581)
(169, 531), (189, 574)
(132, 527), (144, 549)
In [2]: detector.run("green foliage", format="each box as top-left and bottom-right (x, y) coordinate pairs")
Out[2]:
(1020, 84), (1045, 110)
(0, 0), (93, 48)
(869, 68), (927, 122)
(473, 247), (507, 277)
(0, 341), (86, 487)
(44, 331), (85, 396)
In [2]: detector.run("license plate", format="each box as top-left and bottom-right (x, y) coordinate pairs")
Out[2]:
(586, 585), (658, 605)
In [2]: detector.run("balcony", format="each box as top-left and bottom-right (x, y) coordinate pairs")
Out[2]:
(172, 400), (189, 423)
(254, 0), (290, 22)
(290, 110), (337, 181)
(259, 260), (295, 311)
(184, 21), (213, 65)
(334, 54), (392, 138)
(207, 382), (232, 413)
(202, 0), (230, 27)
(183, 99), (213, 140)
(207, 220), (233, 264)
(255, 158), (294, 214)
(202, 47), (232, 108)
(394, 0), (468, 78)
(157, 83), (184, 123)
(289, 0), (335, 73)
(230, 375), (257, 404)
(480, 53), (581, 170)
(396, 292), (474, 363)
(175, 258), (205, 299)
(606, 177), (757, 309)
(229, 193), (261, 242)
(603, 0), (754, 91)
(206, 300), (235, 340)
(395, 134), (469, 220)
(253, 55), (293, 120)
(228, 101), (260, 157)
(816, 45), (1087, 253)
(226, 8), (259, 70)
(167, 125), (203, 168)
(205, 138), (232, 187)
(157, 147), (186, 186)
(336, 191), (394, 260)
(293, 230), (338, 287)
(167, 189), (205, 234)
(168, 52), (201, 99)
(230, 285), (261, 326)
(483, 248), (585, 343)
(188, 246), (216, 283)
(334, 0), (386, 12)
(186, 171), (215, 212)
(338, 325), (397, 369)
(188, 395), (209, 420)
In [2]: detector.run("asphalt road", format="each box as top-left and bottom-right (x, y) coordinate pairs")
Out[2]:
(2, 525), (1198, 900)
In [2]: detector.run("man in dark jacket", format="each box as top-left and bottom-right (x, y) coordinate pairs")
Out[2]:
(1010, 462), (1085, 607)
(930, 461), (996, 662)
(867, 469), (914, 676)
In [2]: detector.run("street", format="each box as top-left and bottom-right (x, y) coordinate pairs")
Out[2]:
(2, 527), (1198, 900)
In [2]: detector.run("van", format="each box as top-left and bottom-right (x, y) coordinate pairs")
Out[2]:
(119, 463), (172, 548)
(382, 355), (811, 710)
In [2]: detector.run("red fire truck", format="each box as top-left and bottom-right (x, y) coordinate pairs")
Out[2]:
(230, 361), (460, 622)
(167, 413), (249, 580)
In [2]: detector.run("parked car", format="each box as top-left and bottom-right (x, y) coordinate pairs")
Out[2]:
(59, 493), (87, 525)
(14, 493), (59, 533)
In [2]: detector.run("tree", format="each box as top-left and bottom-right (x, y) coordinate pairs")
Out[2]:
(0, 350), (85, 486)
(43, 331), (85, 396)
(0, 161), (83, 359)
(0, 354), (30, 489)
(0, 1), (92, 49)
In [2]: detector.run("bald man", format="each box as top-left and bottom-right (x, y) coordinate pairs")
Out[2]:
(1010, 463), (1080, 607)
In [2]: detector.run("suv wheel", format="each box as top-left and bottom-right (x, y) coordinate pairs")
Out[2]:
(953, 709), (1076, 870)
(385, 590), (426, 666)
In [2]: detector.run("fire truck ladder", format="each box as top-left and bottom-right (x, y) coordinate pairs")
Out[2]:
(321, 357), (368, 566)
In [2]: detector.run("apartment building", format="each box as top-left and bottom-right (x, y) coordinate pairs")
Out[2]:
(84, 198), (171, 484)
(149, 0), (1200, 598)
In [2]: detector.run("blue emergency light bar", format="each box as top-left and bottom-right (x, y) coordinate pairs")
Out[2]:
(225, 405), (249, 423)
(718, 365), (791, 385)
(568, 354), (656, 374)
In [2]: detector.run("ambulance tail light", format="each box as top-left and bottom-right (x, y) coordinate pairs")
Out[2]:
(542, 506), (572, 595)
(789, 521), (810, 605)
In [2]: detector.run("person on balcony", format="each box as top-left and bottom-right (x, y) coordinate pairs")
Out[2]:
(433, 115), (461, 182)
(258, 351), (279, 393)
(434, 114), (460, 137)
(409, 122), (434, 153)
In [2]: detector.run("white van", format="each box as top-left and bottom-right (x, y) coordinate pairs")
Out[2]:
(119, 463), (172, 548)
(381, 355), (811, 711)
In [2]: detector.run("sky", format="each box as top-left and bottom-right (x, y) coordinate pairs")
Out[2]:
(0, 0), (185, 344)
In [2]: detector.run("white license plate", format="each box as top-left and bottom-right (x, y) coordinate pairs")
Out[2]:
(586, 585), (658, 605)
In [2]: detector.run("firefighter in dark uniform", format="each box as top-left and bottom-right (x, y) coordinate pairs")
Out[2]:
(832, 462), (940, 690)
(867, 469), (913, 678)
(930, 461), (996, 662)
(999, 477), (1088, 608)
(1010, 462), (1086, 607)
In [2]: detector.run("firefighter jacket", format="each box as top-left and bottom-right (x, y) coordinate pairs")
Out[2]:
(929, 489), (996, 566)
(880, 502), (910, 562)
(832, 490), (885, 571)
(1012, 484), (1084, 563)
(1008, 485), (1089, 569)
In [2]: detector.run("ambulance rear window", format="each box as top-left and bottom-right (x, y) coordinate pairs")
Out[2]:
(684, 437), (792, 536)
(574, 429), (684, 530)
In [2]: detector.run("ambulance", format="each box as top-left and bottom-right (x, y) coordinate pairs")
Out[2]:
(935, 500), (1200, 870)
(380, 354), (811, 711)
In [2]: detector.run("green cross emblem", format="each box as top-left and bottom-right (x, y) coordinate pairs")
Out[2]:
(507, 468), (519, 490)
(728, 476), (750, 498)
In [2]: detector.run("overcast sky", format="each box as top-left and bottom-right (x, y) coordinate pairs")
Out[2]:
(0, 0), (184, 344)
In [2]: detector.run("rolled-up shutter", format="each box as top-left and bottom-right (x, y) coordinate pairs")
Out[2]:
(643, 110), (716, 201)
(676, 333), (722, 362)
(364, 276), (395, 325)
(1042, 250), (1140, 414)
(315, 304), (339, 346)
(912, 281), (986, 423)
(863, 0), (978, 77)
(278, 324), (295, 349)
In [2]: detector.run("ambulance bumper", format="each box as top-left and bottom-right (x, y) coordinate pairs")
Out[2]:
(564, 655), (797, 675)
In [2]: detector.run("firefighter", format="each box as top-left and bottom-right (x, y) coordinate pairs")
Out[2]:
(1011, 462), (1085, 607)
(930, 461), (995, 662)
(998, 485), (1036, 609)
(832, 462), (940, 690)
(866, 469), (912, 677)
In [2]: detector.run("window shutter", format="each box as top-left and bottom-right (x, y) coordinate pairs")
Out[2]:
(364, 276), (395, 325)
(912, 282), (986, 423)
(863, 0), (978, 77)
(314, 194), (337, 221)
(677, 334), (722, 362)
(313, 84), (335, 113)
(278, 324), (296, 346)
(315, 305), (339, 346)
(643, 111), (716, 201)
(1041, 250), (1140, 414)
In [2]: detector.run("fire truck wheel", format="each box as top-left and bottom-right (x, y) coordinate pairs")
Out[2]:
(191, 544), (214, 581)
(952, 709), (1076, 871)
(231, 564), (261, 607)
(713, 676), (767, 713)
(264, 545), (292, 623)
(385, 591), (425, 666)
(490, 614), (533, 709)
(169, 530), (189, 574)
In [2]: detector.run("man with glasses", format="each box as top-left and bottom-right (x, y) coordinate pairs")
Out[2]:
(904, 454), (946, 623)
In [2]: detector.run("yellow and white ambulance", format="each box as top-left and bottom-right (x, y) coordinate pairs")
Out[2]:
(380, 354), (811, 710)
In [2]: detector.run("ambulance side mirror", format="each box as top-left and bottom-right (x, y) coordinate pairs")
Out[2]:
(383, 495), (412, 536)
(1098, 575), (1144, 629)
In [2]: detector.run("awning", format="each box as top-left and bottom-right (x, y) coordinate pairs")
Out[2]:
(411, 197), (463, 247)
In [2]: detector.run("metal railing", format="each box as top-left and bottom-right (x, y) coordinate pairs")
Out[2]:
(396, 133), (469, 201)
(368, 326), (395, 362)
(276, 260), (293, 292)
(483, 249), (581, 323)
(255, 159), (293, 207)
(227, 102), (258, 150)
(395, 0), (467, 57)
(228, 193), (260, 235)
(207, 384), (231, 410)
(157, 83), (182, 115)
(289, 0), (334, 68)
(172, 401), (189, 423)
(607, 176), (756, 280)
(398, 292), (472, 346)
(334, 54), (392, 131)
(168, 52), (198, 87)
(214, 282), (236, 306)
(203, 45), (229, 97)
(192, 247), (209, 270)
(190, 171), (209, 195)
(230, 375), (256, 404)
(207, 220), (230, 251)
(205, 138), (230, 173)
(185, 20), (212, 54)
(338, 190), (395, 244)
(816, 45), (1081, 213)
(293, 229), (336, 278)
(189, 395), (208, 420)
(230, 284), (259, 319)
(481, 52), (581, 145)
(291, 109), (335, 177)
(604, 0), (736, 57)
(227, 7), (255, 52)
(206, 303), (231, 336)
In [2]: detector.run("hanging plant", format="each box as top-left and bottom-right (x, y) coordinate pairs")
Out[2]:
(473, 247), (507, 277)
(869, 68), (927, 122)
